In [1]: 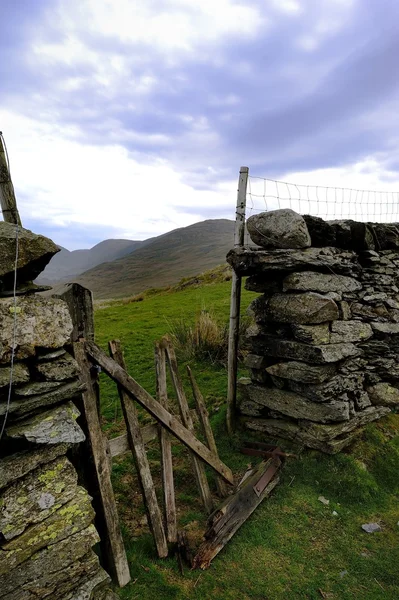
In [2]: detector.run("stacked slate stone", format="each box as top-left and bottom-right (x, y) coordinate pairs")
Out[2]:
(0, 223), (112, 600)
(227, 210), (399, 453)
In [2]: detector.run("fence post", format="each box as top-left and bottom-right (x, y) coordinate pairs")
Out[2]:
(0, 133), (22, 226)
(226, 166), (248, 435)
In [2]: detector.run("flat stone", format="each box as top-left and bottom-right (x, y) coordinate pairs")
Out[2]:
(247, 333), (362, 364)
(353, 391), (372, 410)
(0, 455), (78, 540)
(244, 354), (270, 369)
(0, 444), (69, 490)
(265, 361), (336, 383)
(330, 321), (373, 343)
(246, 209), (311, 249)
(65, 569), (111, 600)
(238, 378), (350, 422)
(337, 301), (352, 320)
(14, 380), (63, 396)
(5, 401), (85, 445)
(362, 522), (382, 533)
(350, 302), (390, 321)
(267, 293), (339, 324)
(292, 323), (330, 345)
(226, 246), (359, 276)
(0, 486), (95, 574)
(0, 296), (73, 363)
(371, 322), (399, 334)
(301, 406), (390, 440)
(242, 417), (360, 454)
(35, 352), (80, 381)
(0, 222), (59, 285)
(0, 380), (86, 418)
(303, 216), (376, 251)
(367, 383), (399, 406)
(287, 373), (364, 402)
(37, 348), (67, 361)
(244, 275), (283, 293)
(0, 528), (100, 600)
(283, 271), (362, 293)
(385, 298), (399, 309)
(0, 362), (30, 388)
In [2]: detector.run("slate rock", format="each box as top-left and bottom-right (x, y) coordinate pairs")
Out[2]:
(246, 209), (311, 249)
(0, 362), (30, 388)
(267, 293), (339, 324)
(247, 333), (361, 364)
(242, 417), (359, 454)
(0, 295), (73, 363)
(226, 247), (359, 276)
(0, 455), (78, 540)
(367, 383), (399, 406)
(244, 274), (283, 293)
(361, 523), (382, 533)
(238, 378), (350, 422)
(35, 352), (80, 381)
(0, 486), (95, 574)
(5, 401), (85, 445)
(0, 443), (69, 490)
(292, 323), (330, 345)
(330, 321), (373, 343)
(0, 527), (100, 599)
(265, 361), (336, 384)
(287, 373), (364, 402)
(0, 380), (86, 418)
(283, 271), (362, 294)
(371, 322), (399, 335)
(0, 222), (59, 286)
(300, 406), (390, 441)
(14, 380), (64, 396)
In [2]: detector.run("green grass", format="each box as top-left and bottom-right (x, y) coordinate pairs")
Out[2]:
(95, 278), (399, 600)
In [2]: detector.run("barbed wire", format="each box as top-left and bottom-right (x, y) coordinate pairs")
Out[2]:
(245, 175), (399, 246)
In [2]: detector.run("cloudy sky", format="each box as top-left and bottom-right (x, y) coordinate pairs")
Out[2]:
(2, 0), (399, 249)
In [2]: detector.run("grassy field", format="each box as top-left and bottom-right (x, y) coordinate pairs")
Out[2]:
(94, 276), (399, 600)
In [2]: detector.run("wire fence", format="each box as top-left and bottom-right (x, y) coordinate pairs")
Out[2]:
(244, 174), (399, 247)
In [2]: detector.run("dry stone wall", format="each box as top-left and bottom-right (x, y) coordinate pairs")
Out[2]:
(227, 210), (399, 453)
(0, 225), (112, 599)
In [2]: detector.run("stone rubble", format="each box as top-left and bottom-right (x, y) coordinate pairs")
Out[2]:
(226, 210), (399, 453)
(0, 224), (111, 599)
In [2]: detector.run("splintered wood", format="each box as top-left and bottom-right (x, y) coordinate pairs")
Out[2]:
(193, 457), (282, 570)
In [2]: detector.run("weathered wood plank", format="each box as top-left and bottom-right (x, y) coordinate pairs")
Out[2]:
(226, 166), (248, 435)
(193, 457), (281, 570)
(73, 342), (131, 587)
(0, 134), (22, 226)
(109, 340), (168, 559)
(187, 365), (228, 498)
(163, 339), (213, 514)
(109, 424), (158, 457)
(84, 341), (234, 485)
(155, 342), (177, 543)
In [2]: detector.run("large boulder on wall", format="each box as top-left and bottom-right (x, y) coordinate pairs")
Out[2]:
(246, 209), (311, 249)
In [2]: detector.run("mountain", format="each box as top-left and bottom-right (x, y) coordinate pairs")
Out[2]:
(37, 238), (144, 283)
(75, 219), (235, 298)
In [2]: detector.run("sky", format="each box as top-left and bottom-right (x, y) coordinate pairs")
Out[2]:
(1, 0), (399, 249)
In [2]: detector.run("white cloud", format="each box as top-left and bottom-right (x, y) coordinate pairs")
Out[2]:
(1, 110), (235, 247)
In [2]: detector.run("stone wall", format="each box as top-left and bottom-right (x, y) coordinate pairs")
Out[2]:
(227, 210), (399, 453)
(0, 224), (112, 599)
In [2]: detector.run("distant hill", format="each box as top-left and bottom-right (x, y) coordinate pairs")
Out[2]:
(37, 238), (144, 283)
(75, 219), (235, 298)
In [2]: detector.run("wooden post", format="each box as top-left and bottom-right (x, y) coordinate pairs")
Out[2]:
(84, 341), (234, 485)
(109, 340), (168, 559)
(163, 339), (214, 514)
(53, 283), (95, 343)
(73, 342), (131, 588)
(155, 342), (177, 543)
(226, 167), (249, 435)
(187, 366), (228, 498)
(0, 133), (22, 226)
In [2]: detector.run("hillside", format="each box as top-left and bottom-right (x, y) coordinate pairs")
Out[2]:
(76, 219), (235, 298)
(37, 238), (144, 282)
